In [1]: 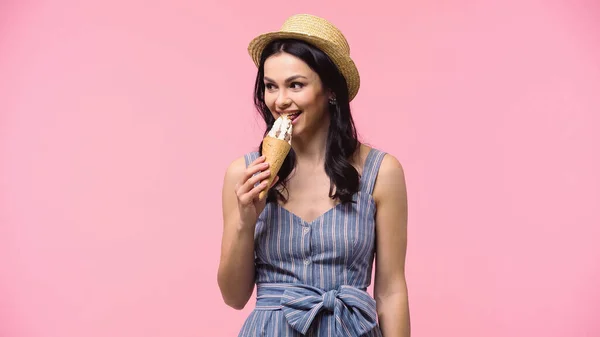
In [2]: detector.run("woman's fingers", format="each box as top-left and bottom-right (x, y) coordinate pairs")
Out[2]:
(241, 157), (269, 183)
(238, 172), (280, 205)
(235, 156), (272, 204)
(249, 180), (269, 199)
(238, 177), (270, 204)
(246, 170), (271, 188)
(250, 155), (266, 166)
(239, 170), (271, 201)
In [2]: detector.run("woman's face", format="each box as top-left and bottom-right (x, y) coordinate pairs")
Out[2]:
(263, 52), (331, 137)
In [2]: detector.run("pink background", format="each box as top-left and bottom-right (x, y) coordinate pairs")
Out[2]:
(1, 0), (599, 336)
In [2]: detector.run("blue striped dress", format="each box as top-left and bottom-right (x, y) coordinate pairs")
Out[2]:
(238, 148), (386, 337)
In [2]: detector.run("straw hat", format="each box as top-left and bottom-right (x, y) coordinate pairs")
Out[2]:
(247, 14), (360, 102)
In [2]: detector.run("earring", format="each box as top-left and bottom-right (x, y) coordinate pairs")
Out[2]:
(329, 97), (337, 105)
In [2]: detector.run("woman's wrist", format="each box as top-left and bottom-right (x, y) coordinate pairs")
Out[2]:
(236, 221), (256, 235)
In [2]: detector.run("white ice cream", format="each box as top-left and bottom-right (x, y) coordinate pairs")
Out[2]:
(267, 115), (293, 144)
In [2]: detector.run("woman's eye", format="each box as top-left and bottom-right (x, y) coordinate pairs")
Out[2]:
(265, 83), (276, 90)
(290, 82), (304, 89)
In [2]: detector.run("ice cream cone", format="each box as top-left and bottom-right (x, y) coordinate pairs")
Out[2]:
(259, 136), (291, 200)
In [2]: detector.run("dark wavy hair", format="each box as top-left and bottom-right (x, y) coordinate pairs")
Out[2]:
(254, 39), (360, 204)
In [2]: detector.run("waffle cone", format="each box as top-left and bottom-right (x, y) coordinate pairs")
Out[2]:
(259, 136), (291, 199)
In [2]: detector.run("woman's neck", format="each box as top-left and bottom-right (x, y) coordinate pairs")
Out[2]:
(291, 126), (328, 167)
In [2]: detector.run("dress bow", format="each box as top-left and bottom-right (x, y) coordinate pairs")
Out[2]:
(279, 284), (378, 336)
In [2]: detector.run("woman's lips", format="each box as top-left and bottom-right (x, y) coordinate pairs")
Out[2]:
(288, 111), (302, 121)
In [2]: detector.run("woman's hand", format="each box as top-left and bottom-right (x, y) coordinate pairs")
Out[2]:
(218, 154), (279, 309)
(234, 155), (279, 228)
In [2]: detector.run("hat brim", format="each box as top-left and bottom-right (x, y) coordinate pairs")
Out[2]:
(247, 31), (360, 102)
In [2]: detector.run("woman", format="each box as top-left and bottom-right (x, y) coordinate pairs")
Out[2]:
(218, 14), (410, 337)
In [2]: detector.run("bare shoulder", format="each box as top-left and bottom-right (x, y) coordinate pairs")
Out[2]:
(223, 155), (248, 183)
(379, 152), (405, 176)
(372, 152), (407, 203)
(221, 155), (248, 218)
(222, 155), (250, 202)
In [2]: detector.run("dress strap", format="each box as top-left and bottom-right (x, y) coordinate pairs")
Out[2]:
(244, 151), (260, 168)
(360, 148), (387, 195)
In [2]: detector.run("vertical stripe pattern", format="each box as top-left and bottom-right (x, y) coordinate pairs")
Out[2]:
(239, 148), (386, 337)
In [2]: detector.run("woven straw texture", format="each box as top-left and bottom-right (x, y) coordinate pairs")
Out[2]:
(248, 14), (360, 101)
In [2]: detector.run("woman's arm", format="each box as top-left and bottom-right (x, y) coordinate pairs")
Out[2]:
(217, 157), (257, 310)
(373, 154), (411, 337)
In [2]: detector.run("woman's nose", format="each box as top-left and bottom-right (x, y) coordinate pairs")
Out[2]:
(276, 94), (292, 109)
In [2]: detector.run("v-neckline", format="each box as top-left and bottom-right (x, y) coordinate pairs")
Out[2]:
(268, 147), (375, 225)
(274, 201), (346, 225)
